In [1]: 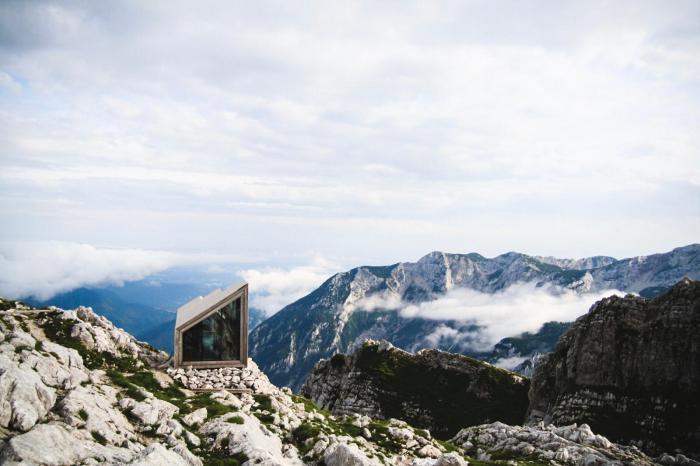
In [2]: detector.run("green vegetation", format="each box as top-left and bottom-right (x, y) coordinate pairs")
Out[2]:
(14, 345), (29, 354)
(90, 430), (107, 445)
(0, 299), (19, 311)
(196, 450), (249, 466)
(252, 394), (273, 411)
(186, 393), (238, 418)
(291, 422), (321, 445)
(227, 415), (244, 424)
(78, 409), (89, 421)
(34, 340), (44, 351)
(352, 344), (530, 439)
(40, 311), (140, 371)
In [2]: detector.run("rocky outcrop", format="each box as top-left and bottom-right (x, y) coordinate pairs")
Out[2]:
(451, 421), (659, 465)
(527, 278), (700, 458)
(300, 339), (530, 439)
(0, 298), (493, 465)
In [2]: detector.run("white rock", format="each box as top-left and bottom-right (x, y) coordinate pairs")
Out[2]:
(417, 444), (442, 458)
(434, 452), (469, 466)
(0, 355), (56, 431)
(129, 398), (179, 426)
(182, 408), (207, 427)
(324, 443), (380, 466)
(128, 443), (191, 466)
(57, 384), (136, 446)
(0, 422), (133, 465)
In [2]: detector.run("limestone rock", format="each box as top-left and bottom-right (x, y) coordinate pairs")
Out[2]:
(301, 339), (529, 438)
(323, 443), (381, 466)
(527, 279), (700, 457)
(182, 407), (207, 427)
(129, 397), (179, 426)
(127, 443), (192, 466)
(451, 421), (656, 466)
(0, 355), (56, 431)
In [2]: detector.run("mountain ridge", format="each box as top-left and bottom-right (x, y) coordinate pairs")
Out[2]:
(250, 244), (700, 390)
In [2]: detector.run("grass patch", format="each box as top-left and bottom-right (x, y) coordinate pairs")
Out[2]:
(185, 393), (238, 417)
(195, 447), (248, 466)
(34, 341), (44, 351)
(253, 412), (275, 425)
(106, 370), (147, 401)
(228, 415), (244, 424)
(353, 343), (531, 439)
(14, 345), (30, 354)
(253, 394), (273, 411)
(291, 422), (322, 453)
(91, 431), (107, 445)
(78, 409), (89, 421)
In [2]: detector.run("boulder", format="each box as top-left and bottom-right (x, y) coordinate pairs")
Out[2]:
(323, 443), (381, 466)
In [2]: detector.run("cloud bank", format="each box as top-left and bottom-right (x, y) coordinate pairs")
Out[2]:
(239, 258), (341, 314)
(0, 1), (698, 267)
(0, 241), (182, 300)
(0, 241), (258, 300)
(354, 283), (624, 351)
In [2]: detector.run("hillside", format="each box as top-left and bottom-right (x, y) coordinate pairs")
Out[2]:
(300, 340), (529, 439)
(0, 298), (666, 465)
(250, 244), (700, 390)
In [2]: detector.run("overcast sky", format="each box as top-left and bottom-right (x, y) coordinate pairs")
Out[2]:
(1, 1), (699, 302)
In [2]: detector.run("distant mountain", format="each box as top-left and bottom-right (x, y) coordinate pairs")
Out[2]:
(30, 287), (174, 345)
(102, 280), (214, 312)
(250, 244), (700, 390)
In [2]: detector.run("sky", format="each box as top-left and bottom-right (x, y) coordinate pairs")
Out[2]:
(0, 1), (699, 305)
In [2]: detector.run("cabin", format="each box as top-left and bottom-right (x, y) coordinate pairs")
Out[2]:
(174, 282), (248, 369)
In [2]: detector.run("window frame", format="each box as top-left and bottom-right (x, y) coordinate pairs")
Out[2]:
(174, 284), (248, 368)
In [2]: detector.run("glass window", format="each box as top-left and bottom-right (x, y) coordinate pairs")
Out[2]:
(182, 297), (241, 362)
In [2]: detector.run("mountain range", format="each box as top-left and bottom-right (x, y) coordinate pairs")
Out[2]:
(249, 244), (700, 390)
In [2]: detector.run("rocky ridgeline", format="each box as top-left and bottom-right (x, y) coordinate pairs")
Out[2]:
(1, 295), (694, 466)
(301, 339), (530, 439)
(0, 299), (477, 466)
(451, 422), (671, 465)
(527, 278), (700, 458)
(167, 366), (259, 392)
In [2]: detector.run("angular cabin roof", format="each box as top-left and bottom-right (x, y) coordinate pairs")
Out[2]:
(175, 281), (247, 331)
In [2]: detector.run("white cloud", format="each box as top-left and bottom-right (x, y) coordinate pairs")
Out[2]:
(239, 258), (341, 314)
(354, 282), (624, 351)
(493, 356), (529, 371)
(0, 241), (257, 300)
(0, 1), (697, 275)
(0, 241), (181, 300)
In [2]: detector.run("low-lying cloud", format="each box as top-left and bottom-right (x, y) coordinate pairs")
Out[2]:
(0, 241), (254, 301)
(239, 257), (341, 315)
(0, 241), (183, 300)
(354, 283), (624, 351)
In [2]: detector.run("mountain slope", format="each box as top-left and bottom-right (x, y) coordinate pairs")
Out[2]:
(527, 278), (700, 457)
(0, 298), (667, 466)
(300, 340), (530, 439)
(250, 244), (700, 390)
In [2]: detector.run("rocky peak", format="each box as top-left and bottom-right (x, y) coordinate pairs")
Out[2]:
(526, 279), (700, 457)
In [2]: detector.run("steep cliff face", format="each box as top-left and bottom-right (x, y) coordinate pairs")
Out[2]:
(300, 340), (530, 440)
(527, 278), (700, 457)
